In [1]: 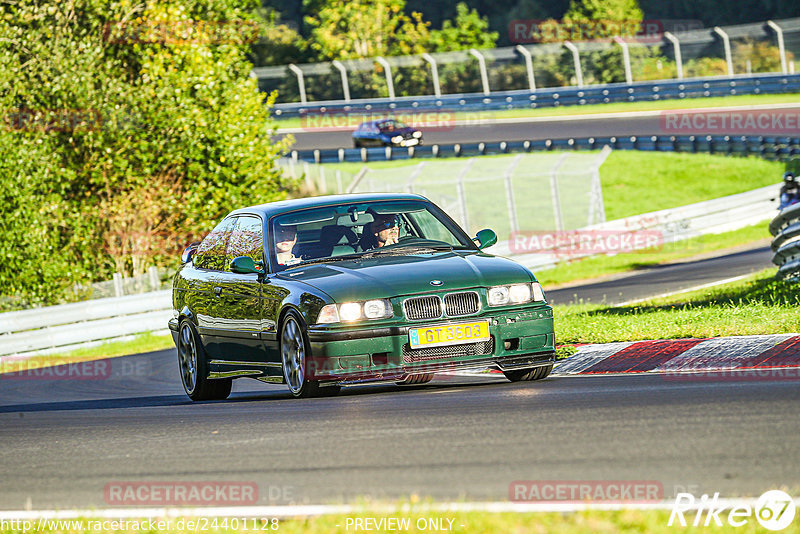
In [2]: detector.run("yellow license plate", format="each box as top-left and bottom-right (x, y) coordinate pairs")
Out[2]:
(408, 320), (490, 349)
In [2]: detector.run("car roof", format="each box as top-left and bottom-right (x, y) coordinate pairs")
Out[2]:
(358, 118), (399, 127)
(228, 192), (430, 219)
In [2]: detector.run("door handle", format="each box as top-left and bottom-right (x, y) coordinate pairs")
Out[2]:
(213, 286), (223, 296)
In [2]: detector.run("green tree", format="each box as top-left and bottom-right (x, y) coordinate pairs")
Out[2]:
(0, 0), (294, 307)
(305, 0), (431, 60)
(564, 0), (643, 24)
(429, 3), (498, 52)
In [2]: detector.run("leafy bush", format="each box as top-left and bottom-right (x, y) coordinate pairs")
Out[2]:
(0, 0), (295, 309)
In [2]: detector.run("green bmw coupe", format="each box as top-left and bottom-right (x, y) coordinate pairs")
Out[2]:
(169, 193), (555, 400)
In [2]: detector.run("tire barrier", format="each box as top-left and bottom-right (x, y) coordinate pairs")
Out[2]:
(770, 203), (800, 279)
(291, 135), (800, 164)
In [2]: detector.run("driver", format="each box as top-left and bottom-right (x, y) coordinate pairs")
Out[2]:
(780, 171), (800, 209)
(360, 213), (399, 251)
(275, 224), (302, 266)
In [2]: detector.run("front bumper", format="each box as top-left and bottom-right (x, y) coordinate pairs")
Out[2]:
(306, 306), (554, 383)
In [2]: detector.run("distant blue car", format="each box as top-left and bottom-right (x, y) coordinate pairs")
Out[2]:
(352, 118), (423, 148)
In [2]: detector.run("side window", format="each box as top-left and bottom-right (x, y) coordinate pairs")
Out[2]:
(225, 216), (264, 272)
(194, 217), (236, 271)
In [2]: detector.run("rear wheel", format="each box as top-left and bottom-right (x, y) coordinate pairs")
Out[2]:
(396, 373), (435, 386)
(503, 363), (553, 382)
(177, 320), (232, 401)
(280, 311), (340, 398)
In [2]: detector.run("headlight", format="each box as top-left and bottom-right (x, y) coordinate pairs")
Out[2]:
(391, 135), (403, 143)
(488, 283), (546, 306)
(412, 130), (422, 138)
(316, 299), (394, 324)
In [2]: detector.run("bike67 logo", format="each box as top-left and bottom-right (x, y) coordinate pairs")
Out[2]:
(669, 490), (796, 531)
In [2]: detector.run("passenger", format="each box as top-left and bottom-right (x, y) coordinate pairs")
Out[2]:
(780, 172), (800, 210)
(275, 224), (302, 266)
(360, 213), (400, 251)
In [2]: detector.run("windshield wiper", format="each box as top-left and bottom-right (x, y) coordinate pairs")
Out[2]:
(289, 254), (364, 267)
(361, 244), (454, 257)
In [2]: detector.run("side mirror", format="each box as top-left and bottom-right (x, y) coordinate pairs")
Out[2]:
(230, 256), (264, 275)
(474, 229), (497, 250)
(181, 242), (200, 264)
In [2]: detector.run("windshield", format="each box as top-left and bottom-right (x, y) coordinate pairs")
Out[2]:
(378, 119), (408, 131)
(269, 200), (475, 271)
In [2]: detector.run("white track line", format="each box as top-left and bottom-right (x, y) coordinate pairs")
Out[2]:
(2, 498), (798, 519)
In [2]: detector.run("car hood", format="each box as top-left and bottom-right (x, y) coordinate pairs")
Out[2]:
(276, 251), (534, 302)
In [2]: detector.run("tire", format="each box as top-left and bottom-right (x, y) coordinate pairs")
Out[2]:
(503, 363), (553, 382)
(396, 373), (435, 386)
(280, 311), (340, 398)
(177, 320), (232, 401)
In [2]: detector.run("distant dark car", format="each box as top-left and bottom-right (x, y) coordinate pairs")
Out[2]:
(170, 193), (555, 400)
(352, 118), (423, 148)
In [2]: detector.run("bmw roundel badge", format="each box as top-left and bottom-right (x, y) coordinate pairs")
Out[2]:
(430, 280), (443, 286)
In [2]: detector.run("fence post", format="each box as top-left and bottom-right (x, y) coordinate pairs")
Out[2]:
(468, 49), (491, 96)
(421, 53), (442, 97)
(664, 32), (683, 80)
(504, 154), (523, 234)
(405, 162), (427, 193)
(346, 166), (370, 194)
(336, 170), (343, 193)
(515, 45), (536, 91)
(766, 20), (788, 75)
(614, 37), (632, 85)
(713, 27), (734, 76)
(331, 60), (351, 101)
(113, 272), (124, 298)
(288, 64), (307, 104)
(456, 159), (475, 231)
(375, 57), (396, 100)
(550, 153), (568, 231)
(563, 41), (584, 87)
(147, 266), (160, 291)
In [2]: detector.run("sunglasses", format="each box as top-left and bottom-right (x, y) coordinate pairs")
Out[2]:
(275, 228), (296, 241)
(373, 217), (399, 231)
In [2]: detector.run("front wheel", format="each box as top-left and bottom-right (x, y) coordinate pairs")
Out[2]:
(177, 320), (232, 401)
(280, 312), (339, 398)
(503, 363), (553, 382)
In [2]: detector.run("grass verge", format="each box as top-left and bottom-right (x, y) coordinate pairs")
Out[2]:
(554, 269), (800, 344)
(0, 332), (173, 374)
(536, 220), (771, 288)
(273, 91), (800, 130)
(5, 509), (796, 533)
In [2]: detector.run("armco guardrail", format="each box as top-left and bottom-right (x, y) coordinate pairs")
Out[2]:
(770, 203), (800, 279)
(502, 183), (781, 271)
(273, 73), (800, 119)
(292, 135), (800, 164)
(0, 290), (172, 357)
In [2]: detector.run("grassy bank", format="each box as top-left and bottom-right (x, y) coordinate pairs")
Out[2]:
(554, 269), (799, 344)
(274, 91), (800, 130)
